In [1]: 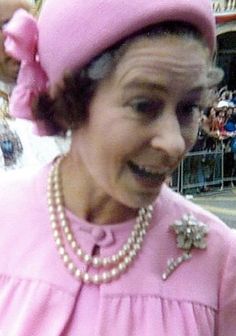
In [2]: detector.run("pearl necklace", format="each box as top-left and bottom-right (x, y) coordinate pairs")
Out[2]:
(47, 156), (154, 285)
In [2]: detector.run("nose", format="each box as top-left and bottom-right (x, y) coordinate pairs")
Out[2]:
(150, 114), (186, 164)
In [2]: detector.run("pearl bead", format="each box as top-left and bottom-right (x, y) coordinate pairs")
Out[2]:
(53, 230), (60, 238)
(75, 269), (81, 279)
(61, 219), (67, 227)
(51, 221), (57, 229)
(83, 273), (91, 283)
(71, 240), (77, 249)
(76, 248), (83, 257)
(62, 254), (69, 264)
(111, 268), (118, 278)
(134, 223), (141, 230)
(162, 273), (167, 280)
(123, 244), (129, 252)
(54, 188), (60, 195)
(68, 262), (74, 271)
(92, 257), (102, 267)
(64, 226), (70, 234)
(143, 223), (148, 229)
(118, 262), (126, 272)
(53, 172), (59, 180)
(139, 229), (146, 237)
(59, 247), (65, 256)
(59, 212), (66, 221)
(127, 237), (134, 245)
(136, 237), (143, 245)
(129, 250), (136, 258)
(54, 184), (60, 192)
(55, 238), (62, 246)
(102, 257), (111, 267)
(111, 255), (118, 263)
(124, 256), (131, 265)
(84, 254), (92, 263)
(140, 208), (145, 215)
(50, 214), (56, 222)
(55, 197), (61, 206)
(102, 271), (111, 282)
(66, 233), (73, 242)
(118, 250), (125, 258)
(48, 205), (54, 214)
(57, 205), (63, 213)
(134, 243), (141, 251)
(131, 231), (137, 238)
(48, 198), (53, 206)
(92, 274), (101, 284)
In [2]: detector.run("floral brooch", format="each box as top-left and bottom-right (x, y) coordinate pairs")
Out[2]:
(162, 214), (209, 281)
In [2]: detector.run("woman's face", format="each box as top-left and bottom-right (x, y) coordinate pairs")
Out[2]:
(227, 108), (233, 117)
(70, 35), (210, 209)
(210, 108), (216, 117)
(219, 110), (225, 118)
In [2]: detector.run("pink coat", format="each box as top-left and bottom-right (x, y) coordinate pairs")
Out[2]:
(0, 164), (235, 335)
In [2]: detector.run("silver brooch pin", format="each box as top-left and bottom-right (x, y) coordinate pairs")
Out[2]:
(162, 214), (209, 281)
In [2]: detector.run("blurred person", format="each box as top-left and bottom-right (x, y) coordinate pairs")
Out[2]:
(0, 0), (69, 171)
(231, 90), (236, 105)
(0, 0), (32, 84)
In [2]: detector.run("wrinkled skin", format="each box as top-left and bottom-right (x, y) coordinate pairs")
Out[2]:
(0, 0), (31, 84)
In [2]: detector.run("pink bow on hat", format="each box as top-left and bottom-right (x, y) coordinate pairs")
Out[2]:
(4, 9), (55, 135)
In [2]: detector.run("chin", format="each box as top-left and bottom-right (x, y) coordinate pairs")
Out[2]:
(120, 185), (163, 209)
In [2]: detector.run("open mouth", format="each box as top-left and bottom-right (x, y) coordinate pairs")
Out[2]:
(127, 161), (165, 183)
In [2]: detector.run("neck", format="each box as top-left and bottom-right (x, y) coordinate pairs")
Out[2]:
(60, 155), (138, 225)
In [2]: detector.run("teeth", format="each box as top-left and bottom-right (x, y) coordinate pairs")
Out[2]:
(137, 164), (159, 175)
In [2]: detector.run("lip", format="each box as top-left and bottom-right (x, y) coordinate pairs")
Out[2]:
(127, 161), (166, 188)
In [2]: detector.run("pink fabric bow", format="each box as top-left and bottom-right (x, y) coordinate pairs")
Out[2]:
(4, 9), (55, 136)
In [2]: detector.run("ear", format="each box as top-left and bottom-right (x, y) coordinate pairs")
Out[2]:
(206, 67), (224, 89)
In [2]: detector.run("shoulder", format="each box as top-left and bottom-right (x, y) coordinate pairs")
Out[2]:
(0, 163), (52, 270)
(155, 185), (234, 258)
(158, 185), (230, 228)
(0, 163), (51, 217)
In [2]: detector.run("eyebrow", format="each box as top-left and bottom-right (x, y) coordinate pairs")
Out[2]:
(123, 80), (205, 97)
(123, 80), (167, 93)
(185, 86), (206, 99)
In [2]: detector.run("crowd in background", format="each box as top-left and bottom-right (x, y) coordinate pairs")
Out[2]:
(196, 87), (236, 152)
(179, 87), (236, 193)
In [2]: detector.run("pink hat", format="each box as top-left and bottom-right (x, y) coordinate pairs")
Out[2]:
(4, 0), (216, 135)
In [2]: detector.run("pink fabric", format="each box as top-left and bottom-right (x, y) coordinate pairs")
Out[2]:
(4, 9), (37, 63)
(3, 10), (54, 136)
(4, 0), (216, 136)
(0, 164), (235, 335)
(38, 0), (216, 86)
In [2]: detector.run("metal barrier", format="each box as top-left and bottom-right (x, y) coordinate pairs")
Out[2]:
(212, 0), (236, 12)
(172, 142), (236, 194)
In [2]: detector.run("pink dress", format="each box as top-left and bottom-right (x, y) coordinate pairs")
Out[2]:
(0, 163), (235, 335)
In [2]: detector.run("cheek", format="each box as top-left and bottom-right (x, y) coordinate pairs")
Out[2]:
(95, 117), (140, 155)
(182, 122), (199, 150)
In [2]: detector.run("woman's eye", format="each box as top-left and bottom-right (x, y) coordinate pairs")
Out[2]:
(129, 98), (163, 117)
(177, 103), (201, 123)
(0, 19), (10, 30)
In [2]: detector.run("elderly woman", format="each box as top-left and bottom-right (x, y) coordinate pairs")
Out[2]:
(0, 0), (235, 335)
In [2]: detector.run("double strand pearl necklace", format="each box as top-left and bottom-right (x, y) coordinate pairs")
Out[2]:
(47, 156), (154, 285)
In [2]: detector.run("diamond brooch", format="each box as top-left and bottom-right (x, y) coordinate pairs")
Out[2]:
(162, 214), (209, 281)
